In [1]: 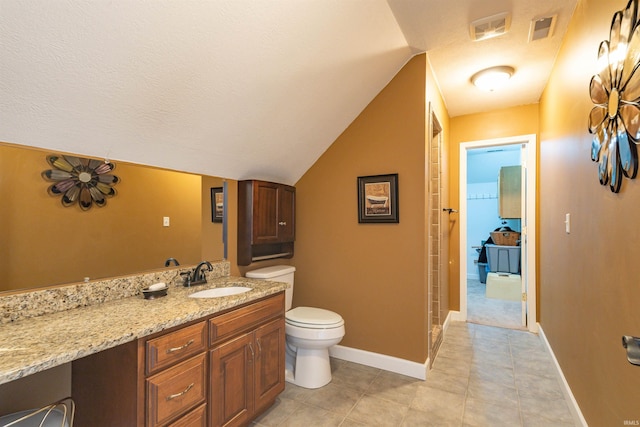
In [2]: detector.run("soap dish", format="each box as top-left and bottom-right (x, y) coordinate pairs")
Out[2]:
(142, 286), (168, 300)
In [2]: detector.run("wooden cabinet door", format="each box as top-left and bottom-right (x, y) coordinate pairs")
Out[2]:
(277, 185), (295, 242)
(252, 181), (280, 244)
(253, 318), (286, 414)
(210, 333), (254, 427)
(499, 166), (521, 219)
(251, 181), (295, 244)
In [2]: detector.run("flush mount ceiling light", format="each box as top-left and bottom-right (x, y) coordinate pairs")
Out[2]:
(471, 66), (515, 91)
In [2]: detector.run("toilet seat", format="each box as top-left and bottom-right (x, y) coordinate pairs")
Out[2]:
(285, 306), (344, 329)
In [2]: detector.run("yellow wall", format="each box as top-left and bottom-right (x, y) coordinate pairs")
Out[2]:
(447, 104), (539, 311)
(0, 143), (224, 291)
(539, 0), (640, 423)
(293, 54), (434, 363)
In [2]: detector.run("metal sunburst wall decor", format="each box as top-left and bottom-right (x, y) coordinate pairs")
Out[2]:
(589, 0), (640, 193)
(42, 155), (120, 210)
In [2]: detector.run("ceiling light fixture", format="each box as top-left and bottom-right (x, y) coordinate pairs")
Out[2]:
(471, 66), (515, 91)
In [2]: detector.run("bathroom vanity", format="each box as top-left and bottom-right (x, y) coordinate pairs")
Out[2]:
(0, 262), (288, 427)
(73, 293), (285, 426)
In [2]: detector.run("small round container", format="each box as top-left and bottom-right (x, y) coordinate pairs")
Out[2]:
(142, 284), (168, 300)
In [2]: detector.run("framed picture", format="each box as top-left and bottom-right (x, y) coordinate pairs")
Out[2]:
(357, 174), (399, 223)
(211, 187), (223, 223)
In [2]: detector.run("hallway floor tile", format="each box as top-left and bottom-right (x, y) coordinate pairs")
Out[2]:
(252, 321), (577, 427)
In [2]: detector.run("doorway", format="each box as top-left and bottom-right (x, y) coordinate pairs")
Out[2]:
(456, 134), (537, 332)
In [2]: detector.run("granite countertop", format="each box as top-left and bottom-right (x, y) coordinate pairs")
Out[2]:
(0, 276), (288, 385)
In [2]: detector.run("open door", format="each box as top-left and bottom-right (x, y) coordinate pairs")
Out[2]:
(519, 147), (528, 327)
(456, 134), (537, 332)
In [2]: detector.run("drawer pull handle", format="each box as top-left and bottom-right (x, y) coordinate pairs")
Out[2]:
(166, 339), (194, 354)
(166, 383), (194, 401)
(278, 221), (286, 226)
(248, 343), (255, 361)
(256, 338), (262, 356)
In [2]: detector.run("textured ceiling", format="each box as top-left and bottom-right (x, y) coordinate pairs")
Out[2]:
(388, 0), (579, 117)
(1, 0), (578, 184)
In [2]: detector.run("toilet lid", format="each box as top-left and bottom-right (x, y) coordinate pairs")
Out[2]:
(286, 307), (344, 328)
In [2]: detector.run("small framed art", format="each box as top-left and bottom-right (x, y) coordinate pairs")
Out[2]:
(211, 187), (223, 222)
(357, 173), (399, 223)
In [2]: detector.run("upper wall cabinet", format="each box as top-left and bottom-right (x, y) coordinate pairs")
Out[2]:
(238, 180), (295, 266)
(498, 166), (521, 219)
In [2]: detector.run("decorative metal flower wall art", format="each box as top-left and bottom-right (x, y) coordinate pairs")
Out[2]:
(42, 155), (119, 210)
(589, 0), (640, 193)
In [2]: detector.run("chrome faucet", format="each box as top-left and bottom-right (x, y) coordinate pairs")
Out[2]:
(164, 257), (180, 267)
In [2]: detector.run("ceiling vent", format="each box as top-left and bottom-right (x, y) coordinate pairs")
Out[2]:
(528, 15), (557, 42)
(470, 12), (511, 42)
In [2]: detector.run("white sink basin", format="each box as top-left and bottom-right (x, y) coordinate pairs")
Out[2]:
(189, 287), (252, 298)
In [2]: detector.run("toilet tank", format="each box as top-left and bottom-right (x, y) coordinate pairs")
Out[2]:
(245, 265), (296, 310)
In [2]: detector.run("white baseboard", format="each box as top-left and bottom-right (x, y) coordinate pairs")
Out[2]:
(329, 346), (429, 380)
(442, 311), (453, 333)
(537, 323), (587, 427)
(450, 310), (464, 322)
(329, 312), (461, 381)
(329, 311), (463, 381)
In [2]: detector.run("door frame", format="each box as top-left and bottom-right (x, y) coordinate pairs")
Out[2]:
(455, 134), (537, 332)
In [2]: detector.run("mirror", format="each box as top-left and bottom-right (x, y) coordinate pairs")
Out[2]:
(0, 142), (226, 293)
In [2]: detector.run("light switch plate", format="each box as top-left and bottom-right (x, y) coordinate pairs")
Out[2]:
(163, 217), (170, 227)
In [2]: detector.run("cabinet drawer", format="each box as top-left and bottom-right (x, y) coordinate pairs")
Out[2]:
(168, 404), (206, 427)
(147, 353), (207, 427)
(147, 321), (207, 375)
(209, 293), (284, 345)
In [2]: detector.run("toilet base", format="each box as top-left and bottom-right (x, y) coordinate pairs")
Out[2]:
(285, 345), (332, 389)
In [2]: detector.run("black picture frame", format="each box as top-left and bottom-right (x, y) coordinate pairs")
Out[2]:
(357, 174), (399, 223)
(211, 187), (223, 223)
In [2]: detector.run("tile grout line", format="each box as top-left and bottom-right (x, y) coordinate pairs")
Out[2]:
(339, 381), (369, 425)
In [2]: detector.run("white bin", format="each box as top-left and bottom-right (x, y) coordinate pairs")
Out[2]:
(486, 273), (521, 302)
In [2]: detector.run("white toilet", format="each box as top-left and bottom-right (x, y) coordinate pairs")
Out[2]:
(246, 265), (345, 389)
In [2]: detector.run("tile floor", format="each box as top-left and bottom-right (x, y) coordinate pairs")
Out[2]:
(467, 278), (522, 330)
(252, 322), (577, 426)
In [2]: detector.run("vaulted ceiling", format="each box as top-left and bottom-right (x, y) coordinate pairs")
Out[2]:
(1, 0), (578, 185)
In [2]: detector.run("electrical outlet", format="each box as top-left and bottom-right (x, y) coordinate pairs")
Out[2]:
(163, 217), (170, 227)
